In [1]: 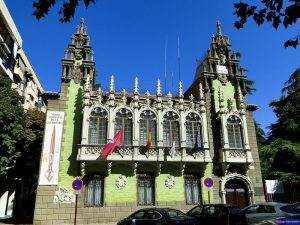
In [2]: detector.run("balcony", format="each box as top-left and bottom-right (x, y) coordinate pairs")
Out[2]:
(77, 144), (212, 163)
(220, 148), (253, 164)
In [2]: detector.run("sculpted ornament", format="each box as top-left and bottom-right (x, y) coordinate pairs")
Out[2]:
(165, 175), (175, 189)
(116, 176), (127, 190)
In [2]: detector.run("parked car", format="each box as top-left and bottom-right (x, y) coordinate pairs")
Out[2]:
(186, 204), (247, 225)
(259, 215), (300, 225)
(241, 202), (300, 225)
(117, 207), (198, 225)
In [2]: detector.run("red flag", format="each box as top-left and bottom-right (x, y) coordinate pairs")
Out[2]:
(146, 129), (152, 148)
(100, 129), (123, 157)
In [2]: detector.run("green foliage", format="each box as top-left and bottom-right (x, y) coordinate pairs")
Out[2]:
(259, 68), (300, 184)
(245, 79), (256, 95)
(259, 139), (300, 184)
(0, 76), (24, 178)
(254, 120), (266, 145)
(234, 1), (300, 48)
(268, 68), (300, 142)
(33, 0), (95, 23)
(15, 109), (45, 182)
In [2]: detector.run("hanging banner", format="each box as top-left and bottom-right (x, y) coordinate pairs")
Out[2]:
(39, 111), (65, 185)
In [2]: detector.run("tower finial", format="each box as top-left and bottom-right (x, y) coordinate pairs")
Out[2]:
(217, 20), (222, 35)
(134, 77), (139, 94)
(81, 18), (85, 25)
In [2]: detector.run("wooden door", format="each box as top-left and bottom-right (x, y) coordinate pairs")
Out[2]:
(225, 179), (249, 209)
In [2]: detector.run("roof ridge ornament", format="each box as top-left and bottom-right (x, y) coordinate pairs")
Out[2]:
(217, 20), (222, 35)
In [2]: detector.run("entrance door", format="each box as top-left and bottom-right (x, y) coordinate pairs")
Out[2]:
(225, 179), (249, 209)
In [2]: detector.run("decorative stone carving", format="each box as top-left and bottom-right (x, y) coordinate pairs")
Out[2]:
(165, 176), (175, 189)
(217, 73), (228, 85)
(157, 163), (162, 175)
(85, 146), (103, 155)
(133, 162), (138, 175)
(115, 175), (127, 190)
(107, 162), (112, 175)
(181, 163), (186, 176)
(116, 146), (133, 157)
(189, 94), (195, 109)
(54, 187), (75, 204)
(228, 150), (247, 158)
(80, 161), (85, 177)
(72, 65), (82, 84)
(145, 90), (151, 108)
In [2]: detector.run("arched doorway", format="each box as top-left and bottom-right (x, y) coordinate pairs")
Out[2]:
(225, 179), (249, 209)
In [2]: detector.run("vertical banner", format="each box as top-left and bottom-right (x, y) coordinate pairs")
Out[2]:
(39, 111), (65, 185)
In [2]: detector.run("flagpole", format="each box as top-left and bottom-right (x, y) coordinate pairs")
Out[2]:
(164, 40), (167, 95)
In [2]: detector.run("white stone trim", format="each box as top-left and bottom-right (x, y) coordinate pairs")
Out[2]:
(220, 173), (255, 205)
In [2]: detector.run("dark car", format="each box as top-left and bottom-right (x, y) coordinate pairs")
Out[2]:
(117, 207), (198, 225)
(186, 204), (247, 225)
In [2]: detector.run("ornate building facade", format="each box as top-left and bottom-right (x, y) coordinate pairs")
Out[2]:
(34, 20), (264, 224)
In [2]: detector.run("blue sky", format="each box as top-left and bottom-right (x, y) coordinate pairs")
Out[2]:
(5, 0), (300, 133)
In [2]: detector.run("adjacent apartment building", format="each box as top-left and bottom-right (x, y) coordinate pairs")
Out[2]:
(34, 19), (264, 224)
(0, 0), (46, 218)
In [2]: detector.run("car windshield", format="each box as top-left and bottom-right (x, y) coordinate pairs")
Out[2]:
(280, 205), (299, 213)
(166, 209), (187, 218)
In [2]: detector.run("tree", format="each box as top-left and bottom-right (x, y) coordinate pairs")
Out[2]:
(14, 109), (45, 216)
(33, 0), (95, 23)
(258, 68), (300, 185)
(259, 139), (300, 184)
(268, 68), (300, 142)
(234, 1), (300, 48)
(0, 76), (24, 179)
(15, 109), (45, 182)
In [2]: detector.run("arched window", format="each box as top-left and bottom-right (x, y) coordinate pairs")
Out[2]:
(227, 115), (243, 149)
(85, 175), (104, 207)
(186, 112), (203, 148)
(115, 108), (132, 146)
(88, 107), (108, 145)
(163, 111), (180, 147)
(139, 110), (156, 146)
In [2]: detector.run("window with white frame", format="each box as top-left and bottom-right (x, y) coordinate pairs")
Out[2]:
(227, 115), (243, 149)
(137, 175), (155, 205)
(163, 111), (180, 147)
(115, 108), (132, 146)
(85, 175), (104, 207)
(185, 175), (202, 205)
(139, 110), (156, 146)
(88, 107), (108, 145)
(186, 112), (203, 148)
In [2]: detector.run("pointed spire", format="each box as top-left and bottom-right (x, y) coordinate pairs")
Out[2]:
(134, 77), (139, 94)
(122, 89), (127, 105)
(98, 87), (102, 103)
(217, 20), (222, 35)
(156, 79), (162, 96)
(110, 75), (115, 93)
(179, 81), (183, 98)
(199, 83), (204, 100)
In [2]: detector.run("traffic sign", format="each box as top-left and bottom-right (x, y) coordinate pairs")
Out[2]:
(72, 179), (83, 191)
(204, 177), (214, 188)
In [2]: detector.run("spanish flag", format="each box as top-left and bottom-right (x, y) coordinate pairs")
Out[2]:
(146, 129), (152, 148)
